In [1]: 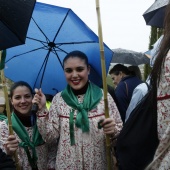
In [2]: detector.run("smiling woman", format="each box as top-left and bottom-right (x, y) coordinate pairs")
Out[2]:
(0, 81), (57, 170)
(33, 50), (123, 170)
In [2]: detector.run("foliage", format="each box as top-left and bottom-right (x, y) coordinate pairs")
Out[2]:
(143, 27), (163, 80)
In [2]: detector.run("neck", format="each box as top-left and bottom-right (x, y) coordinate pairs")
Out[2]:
(72, 81), (89, 95)
(14, 110), (32, 127)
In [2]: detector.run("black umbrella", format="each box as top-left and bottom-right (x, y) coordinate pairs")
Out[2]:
(0, 0), (36, 50)
(143, 0), (169, 28)
(111, 48), (150, 66)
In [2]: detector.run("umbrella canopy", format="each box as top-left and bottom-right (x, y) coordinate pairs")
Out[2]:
(0, 0), (36, 50)
(143, 0), (169, 28)
(111, 48), (150, 66)
(4, 2), (113, 96)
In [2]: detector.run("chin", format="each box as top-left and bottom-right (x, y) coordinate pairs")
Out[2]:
(19, 110), (31, 116)
(71, 85), (83, 90)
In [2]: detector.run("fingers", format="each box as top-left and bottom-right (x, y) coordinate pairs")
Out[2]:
(5, 135), (19, 155)
(32, 88), (46, 110)
(33, 88), (42, 104)
(101, 118), (115, 135)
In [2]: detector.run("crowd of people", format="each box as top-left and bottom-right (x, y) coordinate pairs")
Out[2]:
(0, 2), (170, 170)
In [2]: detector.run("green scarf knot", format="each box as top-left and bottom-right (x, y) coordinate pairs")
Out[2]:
(61, 82), (102, 145)
(6, 113), (44, 169)
(75, 106), (89, 132)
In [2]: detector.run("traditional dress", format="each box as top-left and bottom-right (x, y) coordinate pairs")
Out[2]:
(0, 114), (56, 170)
(149, 50), (170, 169)
(37, 83), (122, 170)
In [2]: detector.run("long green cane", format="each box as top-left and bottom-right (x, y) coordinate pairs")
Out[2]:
(0, 50), (21, 170)
(95, 1), (112, 170)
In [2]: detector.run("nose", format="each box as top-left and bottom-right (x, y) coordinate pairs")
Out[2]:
(20, 97), (26, 103)
(72, 70), (78, 77)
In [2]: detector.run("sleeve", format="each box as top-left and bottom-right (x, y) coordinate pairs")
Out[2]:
(164, 53), (170, 82)
(0, 121), (10, 153)
(36, 93), (60, 143)
(107, 93), (123, 138)
(125, 83), (148, 122)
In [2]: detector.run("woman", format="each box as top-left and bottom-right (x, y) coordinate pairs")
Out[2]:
(33, 50), (123, 170)
(0, 81), (56, 170)
(109, 64), (143, 123)
(145, 3), (170, 169)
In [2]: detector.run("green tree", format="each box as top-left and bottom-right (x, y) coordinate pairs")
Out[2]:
(143, 27), (163, 80)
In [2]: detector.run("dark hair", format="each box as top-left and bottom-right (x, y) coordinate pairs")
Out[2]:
(150, 2), (170, 89)
(63, 50), (89, 67)
(128, 66), (142, 80)
(10, 81), (33, 98)
(109, 64), (130, 75)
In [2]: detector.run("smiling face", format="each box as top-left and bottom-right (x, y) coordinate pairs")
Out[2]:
(11, 86), (33, 116)
(64, 57), (90, 90)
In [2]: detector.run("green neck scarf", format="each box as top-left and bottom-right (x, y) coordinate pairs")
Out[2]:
(11, 113), (44, 169)
(0, 113), (7, 121)
(61, 82), (102, 145)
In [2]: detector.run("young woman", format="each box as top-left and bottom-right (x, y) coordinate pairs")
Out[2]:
(33, 50), (123, 170)
(0, 81), (56, 170)
(145, 3), (170, 169)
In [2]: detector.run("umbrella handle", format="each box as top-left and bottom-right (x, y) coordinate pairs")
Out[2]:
(31, 103), (39, 113)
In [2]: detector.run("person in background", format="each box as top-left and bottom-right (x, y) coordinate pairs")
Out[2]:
(125, 35), (163, 122)
(33, 50), (123, 170)
(145, 3), (170, 169)
(0, 96), (7, 121)
(109, 64), (143, 123)
(0, 81), (56, 170)
(128, 65), (142, 80)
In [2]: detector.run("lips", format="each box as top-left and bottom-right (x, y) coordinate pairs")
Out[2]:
(71, 79), (81, 85)
(20, 105), (28, 109)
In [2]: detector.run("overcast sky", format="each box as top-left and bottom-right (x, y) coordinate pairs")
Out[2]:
(37, 0), (154, 52)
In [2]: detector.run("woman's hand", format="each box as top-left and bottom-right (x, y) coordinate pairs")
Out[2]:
(32, 88), (46, 110)
(5, 135), (18, 156)
(101, 118), (115, 135)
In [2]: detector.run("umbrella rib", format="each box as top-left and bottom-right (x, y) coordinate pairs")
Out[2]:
(5, 47), (45, 62)
(33, 51), (50, 88)
(53, 9), (71, 42)
(53, 48), (64, 70)
(55, 41), (96, 45)
(27, 36), (47, 44)
(32, 17), (50, 43)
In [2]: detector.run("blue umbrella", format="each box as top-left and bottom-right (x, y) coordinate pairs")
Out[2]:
(4, 2), (113, 96)
(143, 0), (169, 28)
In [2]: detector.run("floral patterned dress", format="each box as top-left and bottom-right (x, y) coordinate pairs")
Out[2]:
(0, 121), (57, 170)
(36, 91), (123, 170)
(149, 50), (170, 169)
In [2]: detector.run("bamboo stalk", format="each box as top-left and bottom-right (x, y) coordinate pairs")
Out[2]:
(0, 51), (21, 170)
(95, 1), (112, 170)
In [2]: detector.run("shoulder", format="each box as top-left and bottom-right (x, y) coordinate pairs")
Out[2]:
(53, 92), (62, 101)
